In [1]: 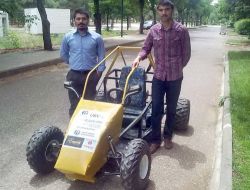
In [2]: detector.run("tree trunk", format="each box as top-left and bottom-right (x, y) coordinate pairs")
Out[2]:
(94, 0), (101, 34)
(139, 0), (145, 34)
(149, 0), (157, 24)
(106, 12), (109, 31)
(179, 10), (184, 25)
(37, 0), (52, 51)
(111, 18), (114, 29)
(127, 16), (129, 30)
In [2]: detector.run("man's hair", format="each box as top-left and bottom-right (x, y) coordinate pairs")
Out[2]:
(73, 8), (89, 20)
(157, 0), (174, 10)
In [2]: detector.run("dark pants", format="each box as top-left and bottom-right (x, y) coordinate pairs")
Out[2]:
(151, 77), (182, 144)
(66, 70), (101, 117)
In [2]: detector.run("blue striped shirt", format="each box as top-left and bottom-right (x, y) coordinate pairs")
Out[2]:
(60, 29), (105, 72)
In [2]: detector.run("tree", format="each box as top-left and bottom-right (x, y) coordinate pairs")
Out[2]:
(148, 0), (157, 24)
(37, 0), (52, 50)
(0, 0), (20, 16)
(139, 0), (145, 34)
(173, 0), (188, 24)
(217, 0), (250, 25)
(234, 0), (250, 20)
(99, 0), (113, 31)
(93, 0), (101, 34)
(0, 0), (25, 25)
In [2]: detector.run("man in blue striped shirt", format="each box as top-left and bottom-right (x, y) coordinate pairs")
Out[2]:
(60, 8), (105, 117)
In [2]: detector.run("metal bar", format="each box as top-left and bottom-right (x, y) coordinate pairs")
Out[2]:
(104, 171), (120, 176)
(82, 46), (119, 98)
(148, 53), (155, 69)
(108, 136), (120, 167)
(120, 100), (152, 138)
(118, 46), (142, 50)
(120, 51), (127, 66)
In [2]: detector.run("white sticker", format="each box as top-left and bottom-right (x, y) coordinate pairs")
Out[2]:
(63, 109), (108, 152)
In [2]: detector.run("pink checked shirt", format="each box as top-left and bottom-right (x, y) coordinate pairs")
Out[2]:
(139, 21), (191, 81)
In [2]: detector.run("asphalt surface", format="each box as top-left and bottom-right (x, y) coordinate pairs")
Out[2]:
(0, 26), (227, 190)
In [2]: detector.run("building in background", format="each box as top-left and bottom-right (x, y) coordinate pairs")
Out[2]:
(24, 8), (70, 34)
(0, 11), (9, 37)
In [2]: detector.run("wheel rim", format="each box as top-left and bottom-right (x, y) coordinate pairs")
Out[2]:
(45, 140), (60, 162)
(139, 155), (149, 179)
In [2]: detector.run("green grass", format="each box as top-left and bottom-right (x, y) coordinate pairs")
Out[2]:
(102, 29), (122, 37)
(0, 29), (64, 49)
(227, 29), (250, 46)
(229, 51), (250, 189)
(0, 28), (126, 50)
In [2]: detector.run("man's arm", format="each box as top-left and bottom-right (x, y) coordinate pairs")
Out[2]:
(139, 31), (153, 60)
(96, 36), (106, 72)
(60, 35), (69, 64)
(181, 28), (191, 67)
(133, 31), (153, 67)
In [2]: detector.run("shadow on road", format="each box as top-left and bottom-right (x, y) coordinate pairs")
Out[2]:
(154, 143), (207, 170)
(67, 175), (156, 190)
(175, 125), (194, 137)
(29, 171), (66, 187)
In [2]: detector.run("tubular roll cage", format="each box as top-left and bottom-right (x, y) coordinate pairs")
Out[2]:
(82, 46), (155, 105)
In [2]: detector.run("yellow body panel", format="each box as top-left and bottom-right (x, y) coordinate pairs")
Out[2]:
(55, 46), (154, 183)
(55, 99), (123, 182)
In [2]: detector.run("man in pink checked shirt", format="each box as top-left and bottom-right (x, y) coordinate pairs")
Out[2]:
(133, 0), (191, 154)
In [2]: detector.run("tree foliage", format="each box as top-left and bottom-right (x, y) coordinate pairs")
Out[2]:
(0, 0), (20, 16)
(1, 0), (214, 34)
(217, 0), (250, 25)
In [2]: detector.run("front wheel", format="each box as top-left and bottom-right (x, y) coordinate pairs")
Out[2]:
(26, 126), (64, 174)
(120, 139), (151, 190)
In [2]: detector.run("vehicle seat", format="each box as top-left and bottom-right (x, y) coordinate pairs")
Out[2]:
(119, 66), (146, 114)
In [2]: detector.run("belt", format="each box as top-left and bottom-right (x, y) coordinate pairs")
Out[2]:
(71, 69), (91, 74)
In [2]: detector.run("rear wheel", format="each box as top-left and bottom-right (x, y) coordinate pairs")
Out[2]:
(120, 139), (151, 190)
(26, 126), (64, 174)
(174, 98), (190, 130)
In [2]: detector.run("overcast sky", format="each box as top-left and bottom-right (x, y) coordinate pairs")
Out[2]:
(212, 0), (218, 5)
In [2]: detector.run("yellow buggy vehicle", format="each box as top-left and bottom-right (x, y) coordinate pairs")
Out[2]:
(26, 46), (190, 190)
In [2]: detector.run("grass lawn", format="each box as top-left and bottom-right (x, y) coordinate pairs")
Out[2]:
(0, 29), (64, 49)
(1, 33), (64, 49)
(229, 51), (250, 189)
(227, 30), (250, 46)
(0, 28), (132, 50)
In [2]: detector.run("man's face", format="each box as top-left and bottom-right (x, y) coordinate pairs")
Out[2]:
(157, 5), (173, 22)
(74, 13), (89, 31)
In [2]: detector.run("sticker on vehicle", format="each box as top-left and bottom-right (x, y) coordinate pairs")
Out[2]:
(64, 136), (85, 148)
(63, 109), (108, 152)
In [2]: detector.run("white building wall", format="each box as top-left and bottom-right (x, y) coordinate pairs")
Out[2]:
(24, 8), (70, 34)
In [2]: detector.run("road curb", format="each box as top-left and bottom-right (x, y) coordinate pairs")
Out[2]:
(219, 54), (232, 190)
(0, 39), (145, 79)
(209, 54), (232, 190)
(0, 58), (62, 78)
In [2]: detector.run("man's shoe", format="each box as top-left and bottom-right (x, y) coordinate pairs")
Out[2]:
(164, 139), (173, 149)
(149, 143), (161, 154)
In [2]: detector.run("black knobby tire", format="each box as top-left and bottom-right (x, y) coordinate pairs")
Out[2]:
(120, 139), (151, 190)
(26, 126), (64, 174)
(174, 98), (190, 130)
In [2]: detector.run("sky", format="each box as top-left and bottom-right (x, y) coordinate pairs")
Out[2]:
(211, 0), (218, 5)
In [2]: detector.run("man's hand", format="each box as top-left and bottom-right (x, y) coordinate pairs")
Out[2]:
(132, 56), (141, 68)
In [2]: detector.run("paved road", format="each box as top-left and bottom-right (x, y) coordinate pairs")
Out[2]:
(0, 26), (226, 190)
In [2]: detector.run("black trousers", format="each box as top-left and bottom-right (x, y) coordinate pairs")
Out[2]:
(66, 70), (101, 117)
(150, 77), (183, 144)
